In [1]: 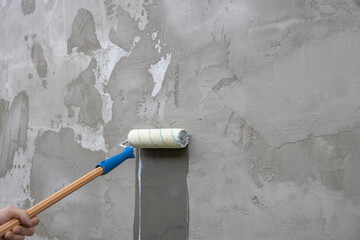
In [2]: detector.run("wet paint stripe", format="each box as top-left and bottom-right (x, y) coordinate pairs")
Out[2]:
(135, 148), (189, 239)
(138, 150), (142, 240)
(0, 167), (104, 237)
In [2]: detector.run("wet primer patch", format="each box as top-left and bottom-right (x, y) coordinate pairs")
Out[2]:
(31, 43), (48, 79)
(67, 9), (101, 55)
(134, 148), (189, 240)
(64, 58), (104, 128)
(0, 92), (29, 177)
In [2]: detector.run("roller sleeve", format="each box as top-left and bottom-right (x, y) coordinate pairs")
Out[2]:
(127, 128), (189, 148)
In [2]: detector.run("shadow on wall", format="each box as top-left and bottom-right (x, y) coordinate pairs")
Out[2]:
(133, 148), (189, 240)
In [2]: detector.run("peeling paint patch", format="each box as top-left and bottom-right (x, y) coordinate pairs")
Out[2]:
(149, 53), (172, 97)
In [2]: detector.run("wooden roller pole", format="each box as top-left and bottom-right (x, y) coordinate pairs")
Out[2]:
(0, 167), (104, 237)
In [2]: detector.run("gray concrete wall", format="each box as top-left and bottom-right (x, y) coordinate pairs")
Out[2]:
(1, 0), (360, 239)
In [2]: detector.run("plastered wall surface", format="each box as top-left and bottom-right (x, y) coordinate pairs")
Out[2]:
(1, 0), (360, 239)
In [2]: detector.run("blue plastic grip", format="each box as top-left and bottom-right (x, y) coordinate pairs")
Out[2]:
(96, 146), (135, 175)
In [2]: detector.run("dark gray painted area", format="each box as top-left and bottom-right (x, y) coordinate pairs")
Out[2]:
(133, 148), (189, 240)
(0, 99), (10, 122)
(21, 0), (36, 15)
(0, 99), (10, 177)
(30, 128), (105, 239)
(0, 92), (29, 177)
(67, 8), (101, 55)
(109, 6), (138, 51)
(31, 43), (48, 79)
(64, 58), (104, 128)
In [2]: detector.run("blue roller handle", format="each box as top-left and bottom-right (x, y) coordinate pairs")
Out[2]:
(96, 146), (135, 175)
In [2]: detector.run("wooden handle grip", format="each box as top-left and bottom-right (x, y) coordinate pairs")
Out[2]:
(0, 167), (104, 237)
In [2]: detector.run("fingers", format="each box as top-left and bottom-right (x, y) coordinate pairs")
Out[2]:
(12, 226), (34, 237)
(30, 217), (39, 227)
(2, 207), (31, 227)
(2, 222), (37, 240)
(0, 207), (39, 240)
(3, 231), (25, 240)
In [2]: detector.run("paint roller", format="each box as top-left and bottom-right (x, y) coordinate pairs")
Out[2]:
(0, 128), (189, 237)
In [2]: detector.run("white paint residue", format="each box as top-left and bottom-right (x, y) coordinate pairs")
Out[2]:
(151, 31), (158, 40)
(131, 36), (142, 51)
(93, 44), (127, 124)
(155, 39), (161, 54)
(151, 31), (161, 53)
(149, 53), (172, 97)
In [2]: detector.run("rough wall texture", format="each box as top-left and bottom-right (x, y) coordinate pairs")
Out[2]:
(1, 0), (360, 239)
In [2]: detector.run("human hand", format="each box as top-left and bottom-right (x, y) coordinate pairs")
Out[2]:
(0, 206), (39, 240)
